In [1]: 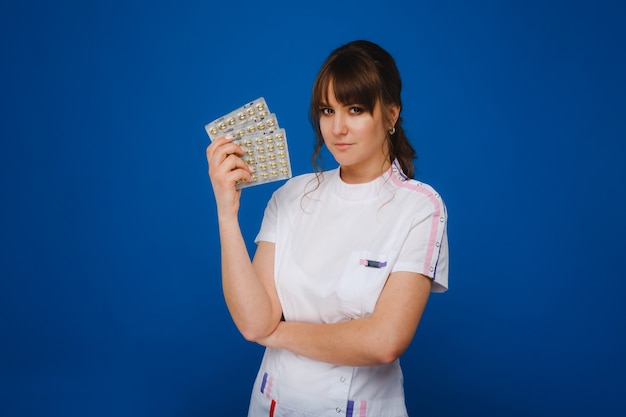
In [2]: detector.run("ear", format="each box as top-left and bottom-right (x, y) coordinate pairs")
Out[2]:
(387, 104), (401, 127)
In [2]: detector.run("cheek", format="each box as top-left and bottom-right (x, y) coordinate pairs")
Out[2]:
(319, 119), (332, 138)
(354, 118), (381, 138)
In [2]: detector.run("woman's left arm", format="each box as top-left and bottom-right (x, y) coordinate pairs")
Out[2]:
(257, 271), (432, 367)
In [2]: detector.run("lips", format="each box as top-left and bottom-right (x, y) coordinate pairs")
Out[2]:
(334, 142), (353, 150)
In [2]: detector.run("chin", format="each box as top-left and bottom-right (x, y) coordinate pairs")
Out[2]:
(331, 154), (356, 168)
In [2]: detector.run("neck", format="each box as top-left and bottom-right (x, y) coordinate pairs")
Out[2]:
(339, 160), (391, 184)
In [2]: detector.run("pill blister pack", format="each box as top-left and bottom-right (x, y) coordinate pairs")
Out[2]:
(205, 97), (292, 189)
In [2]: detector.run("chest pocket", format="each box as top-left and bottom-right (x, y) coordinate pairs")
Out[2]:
(335, 250), (396, 319)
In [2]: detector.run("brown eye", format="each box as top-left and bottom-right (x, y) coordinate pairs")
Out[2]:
(350, 106), (364, 114)
(320, 107), (333, 115)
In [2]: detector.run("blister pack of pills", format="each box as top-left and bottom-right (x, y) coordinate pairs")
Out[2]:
(205, 97), (292, 189)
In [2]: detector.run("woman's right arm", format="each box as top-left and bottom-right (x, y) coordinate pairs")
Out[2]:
(206, 136), (283, 341)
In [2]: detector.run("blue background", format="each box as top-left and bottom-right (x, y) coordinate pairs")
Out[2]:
(1, 0), (625, 416)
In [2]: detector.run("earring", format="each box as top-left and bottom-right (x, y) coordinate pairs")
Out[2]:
(388, 126), (396, 135)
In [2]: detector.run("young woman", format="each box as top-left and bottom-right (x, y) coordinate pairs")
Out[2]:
(206, 40), (449, 417)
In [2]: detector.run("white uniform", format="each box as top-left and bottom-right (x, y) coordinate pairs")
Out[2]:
(248, 161), (449, 417)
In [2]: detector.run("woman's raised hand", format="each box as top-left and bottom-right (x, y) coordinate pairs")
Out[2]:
(206, 136), (254, 217)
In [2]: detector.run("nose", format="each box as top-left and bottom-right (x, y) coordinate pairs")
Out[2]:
(331, 112), (347, 136)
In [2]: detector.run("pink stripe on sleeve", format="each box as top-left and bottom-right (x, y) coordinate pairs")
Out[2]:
(389, 164), (445, 277)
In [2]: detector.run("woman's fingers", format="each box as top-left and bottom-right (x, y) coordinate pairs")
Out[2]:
(206, 136), (253, 188)
(207, 136), (243, 166)
(219, 154), (254, 185)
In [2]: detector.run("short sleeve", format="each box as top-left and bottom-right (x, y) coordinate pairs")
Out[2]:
(254, 190), (278, 244)
(393, 198), (449, 293)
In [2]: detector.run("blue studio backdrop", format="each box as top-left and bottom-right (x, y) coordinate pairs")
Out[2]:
(1, 1), (625, 416)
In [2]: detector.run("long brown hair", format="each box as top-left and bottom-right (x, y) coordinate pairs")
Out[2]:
(308, 40), (417, 178)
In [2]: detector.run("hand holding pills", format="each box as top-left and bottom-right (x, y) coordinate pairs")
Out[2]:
(205, 97), (292, 190)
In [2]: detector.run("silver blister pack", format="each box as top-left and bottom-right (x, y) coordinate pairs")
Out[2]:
(205, 97), (292, 189)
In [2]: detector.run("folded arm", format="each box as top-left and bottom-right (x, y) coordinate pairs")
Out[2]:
(256, 270), (432, 366)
